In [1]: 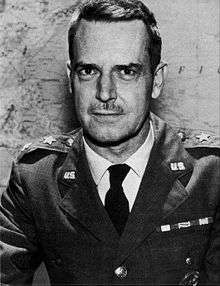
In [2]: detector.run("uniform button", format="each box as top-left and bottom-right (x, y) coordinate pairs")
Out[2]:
(185, 257), (192, 265)
(178, 131), (186, 142)
(55, 258), (62, 266)
(51, 258), (62, 267)
(114, 266), (127, 279)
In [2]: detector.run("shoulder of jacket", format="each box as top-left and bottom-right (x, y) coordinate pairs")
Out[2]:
(16, 128), (82, 163)
(173, 127), (220, 157)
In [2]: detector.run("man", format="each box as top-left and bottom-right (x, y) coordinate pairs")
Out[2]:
(0, 0), (220, 285)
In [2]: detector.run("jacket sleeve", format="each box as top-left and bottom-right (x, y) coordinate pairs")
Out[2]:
(0, 161), (42, 284)
(202, 156), (220, 285)
(204, 203), (220, 285)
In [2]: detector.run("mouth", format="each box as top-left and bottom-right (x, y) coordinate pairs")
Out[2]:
(90, 110), (124, 122)
(93, 111), (121, 115)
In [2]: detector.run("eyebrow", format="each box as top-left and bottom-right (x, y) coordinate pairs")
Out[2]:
(73, 62), (143, 71)
(73, 62), (100, 71)
(114, 63), (143, 71)
(116, 63), (143, 69)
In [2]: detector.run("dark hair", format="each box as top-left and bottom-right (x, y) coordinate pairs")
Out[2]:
(68, 0), (162, 73)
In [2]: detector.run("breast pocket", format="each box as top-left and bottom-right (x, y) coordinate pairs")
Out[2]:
(148, 223), (211, 273)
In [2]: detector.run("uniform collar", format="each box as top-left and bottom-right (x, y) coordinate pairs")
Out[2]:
(57, 113), (196, 250)
(83, 140), (111, 186)
(83, 121), (154, 185)
(125, 121), (154, 177)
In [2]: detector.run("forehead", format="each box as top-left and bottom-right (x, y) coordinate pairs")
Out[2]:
(73, 19), (149, 64)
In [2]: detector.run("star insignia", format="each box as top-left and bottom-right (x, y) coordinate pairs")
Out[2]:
(196, 133), (211, 143)
(42, 136), (56, 145)
(177, 131), (186, 142)
(21, 142), (32, 151)
(67, 138), (74, 147)
(151, 24), (161, 37)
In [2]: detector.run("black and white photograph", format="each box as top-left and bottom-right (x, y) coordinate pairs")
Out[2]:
(0, 0), (219, 285)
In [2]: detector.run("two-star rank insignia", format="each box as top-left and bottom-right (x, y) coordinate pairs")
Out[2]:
(42, 136), (56, 145)
(67, 138), (74, 147)
(21, 142), (32, 151)
(196, 133), (211, 143)
(170, 162), (185, 171)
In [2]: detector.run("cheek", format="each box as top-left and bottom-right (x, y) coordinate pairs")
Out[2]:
(134, 80), (152, 114)
(73, 80), (95, 111)
(117, 80), (151, 113)
(73, 93), (89, 125)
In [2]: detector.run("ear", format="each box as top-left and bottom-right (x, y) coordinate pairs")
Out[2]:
(66, 60), (72, 93)
(152, 62), (168, 99)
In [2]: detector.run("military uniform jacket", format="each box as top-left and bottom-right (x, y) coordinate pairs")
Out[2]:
(1, 114), (220, 285)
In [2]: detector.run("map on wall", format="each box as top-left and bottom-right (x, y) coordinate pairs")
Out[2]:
(0, 0), (219, 152)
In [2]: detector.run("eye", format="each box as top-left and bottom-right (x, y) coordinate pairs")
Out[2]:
(118, 67), (138, 81)
(77, 66), (99, 80)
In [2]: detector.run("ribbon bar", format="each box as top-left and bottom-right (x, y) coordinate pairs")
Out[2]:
(157, 217), (213, 232)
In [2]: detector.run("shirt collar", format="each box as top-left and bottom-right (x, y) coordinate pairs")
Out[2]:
(83, 139), (112, 186)
(83, 121), (154, 185)
(125, 121), (154, 177)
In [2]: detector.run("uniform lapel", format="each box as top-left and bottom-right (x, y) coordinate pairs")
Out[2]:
(58, 131), (119, 244)
(57, 115), (195, 262)
(116, 114), (194, 264)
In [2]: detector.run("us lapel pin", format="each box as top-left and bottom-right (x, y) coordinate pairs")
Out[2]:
(64, 171), (76, 180)
(170, 162), (185, 171)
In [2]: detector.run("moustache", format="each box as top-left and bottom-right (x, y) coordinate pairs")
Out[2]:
(88, 103), (124, 113)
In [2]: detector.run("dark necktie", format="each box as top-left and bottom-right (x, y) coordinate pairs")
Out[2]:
(105, 164), (130, 235)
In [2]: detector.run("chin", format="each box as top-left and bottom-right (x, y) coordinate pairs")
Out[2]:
(84, 128), (135, 147)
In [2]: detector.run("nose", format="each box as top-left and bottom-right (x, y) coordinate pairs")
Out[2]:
(96, 73), (116, 102)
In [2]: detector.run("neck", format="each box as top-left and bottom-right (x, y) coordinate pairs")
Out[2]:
(84, 120), (150, 164)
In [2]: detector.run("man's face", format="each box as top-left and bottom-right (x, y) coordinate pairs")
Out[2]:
(71, 19), (153, 145)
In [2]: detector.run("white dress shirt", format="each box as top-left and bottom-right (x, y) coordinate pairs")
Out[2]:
(83, 122), (154, 211)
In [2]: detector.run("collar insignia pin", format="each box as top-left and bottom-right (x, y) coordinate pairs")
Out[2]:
(21, 142), (32, 151)
(43, 136), (56, 145)
(64, 171), (75, 180)
(67, 138), (74, 147)
(196, 133), (211, 143)
(170, 162), (185, 171)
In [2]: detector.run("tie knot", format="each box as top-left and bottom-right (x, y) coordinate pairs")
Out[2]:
(108, 164), (130, 187)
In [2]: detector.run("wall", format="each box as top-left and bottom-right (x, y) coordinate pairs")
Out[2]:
(0, 0), (219, 156)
